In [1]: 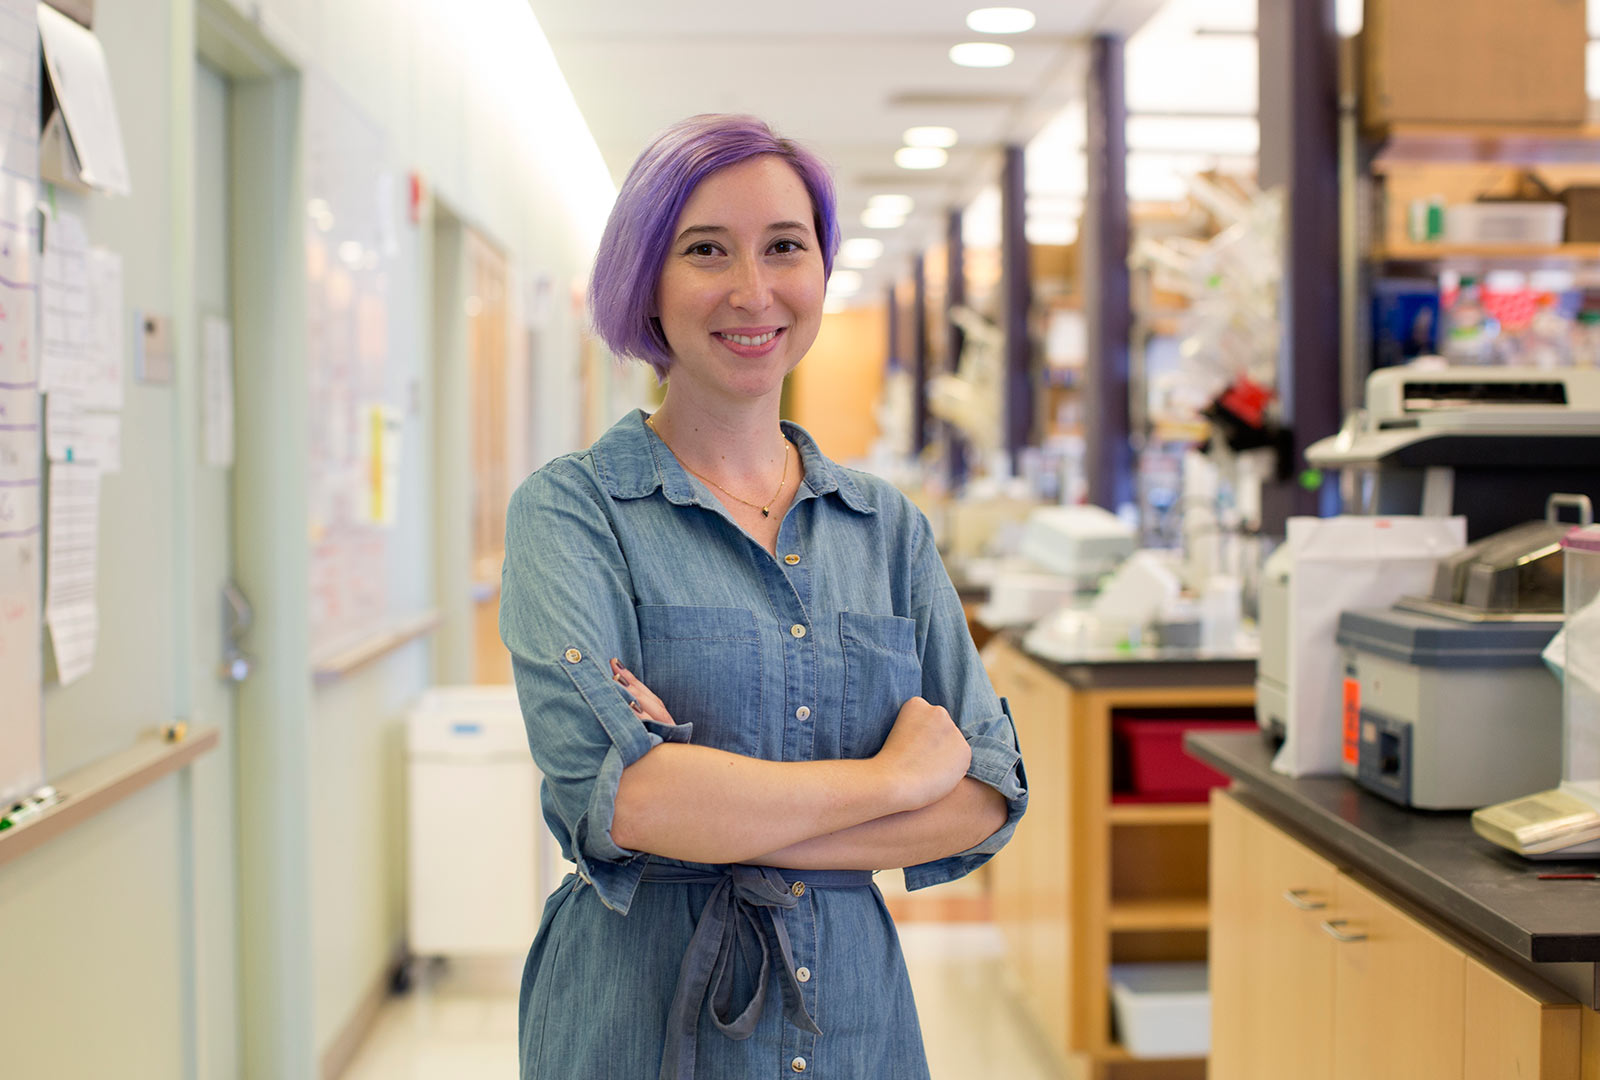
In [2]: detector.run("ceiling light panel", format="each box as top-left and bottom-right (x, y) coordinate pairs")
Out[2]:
(867, 194), (915, 216)
(948, 42), (1015, 68)
(966, 7), (1037, 34)
(861, 207), (908, 230)
(894, 146), (949, 170)
(903, 126), (959, 149)
(839, 237), (886, 266)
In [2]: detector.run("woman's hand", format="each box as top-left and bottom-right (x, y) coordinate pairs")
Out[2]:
(874, 696), (971, 812)
(611, 658), (675, 725)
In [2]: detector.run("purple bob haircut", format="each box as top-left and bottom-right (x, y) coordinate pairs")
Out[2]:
(588, 114), (841, 378)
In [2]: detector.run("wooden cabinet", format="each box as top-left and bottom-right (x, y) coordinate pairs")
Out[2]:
(983, 637), (1254, 1079)
(1212, 790), (1582, 1080)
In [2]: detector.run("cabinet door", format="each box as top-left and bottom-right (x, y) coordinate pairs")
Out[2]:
(1462, 956), (1580, 1080)
(1212, 791), (1339, 1080)
(1331, 874), (1464, 1080)
(983, 640), (1072, 1063)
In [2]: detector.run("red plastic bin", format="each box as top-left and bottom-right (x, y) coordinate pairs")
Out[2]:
(1112, 717), (1257, 802)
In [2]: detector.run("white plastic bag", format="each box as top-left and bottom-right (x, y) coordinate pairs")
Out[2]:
(1272, 515), (1467, 777)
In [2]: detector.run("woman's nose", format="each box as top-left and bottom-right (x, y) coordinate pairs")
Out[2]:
(727, 257), (772, 311)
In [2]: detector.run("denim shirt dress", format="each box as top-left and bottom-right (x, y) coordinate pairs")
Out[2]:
(500, 410), (1028, 1080)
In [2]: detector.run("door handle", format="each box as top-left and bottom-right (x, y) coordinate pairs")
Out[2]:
(219, 581), (254, 683)
(1320, 919), (1367, 943)
(1283, 888), (1327, 911)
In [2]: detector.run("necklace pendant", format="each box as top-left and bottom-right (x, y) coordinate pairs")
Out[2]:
(761, 508), (771, 517)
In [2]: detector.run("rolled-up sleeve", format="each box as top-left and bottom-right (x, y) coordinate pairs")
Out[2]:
(901, 512), (1028, 891)
(500, 461), (691, 915)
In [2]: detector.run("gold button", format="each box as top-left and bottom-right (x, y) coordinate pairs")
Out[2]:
(790, 624), (806, 638)
(790, 881), (805, 897)
(791, 1057), (807, 1073)
(564, 648), (582, 664)
(784, 553), (800, 565)
(795, 966), (811, 983)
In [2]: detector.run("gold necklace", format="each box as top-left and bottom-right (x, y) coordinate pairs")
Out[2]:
(646, 414), (791, 517)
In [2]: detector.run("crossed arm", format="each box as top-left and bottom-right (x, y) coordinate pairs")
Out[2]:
(608, 659), (1009, 870)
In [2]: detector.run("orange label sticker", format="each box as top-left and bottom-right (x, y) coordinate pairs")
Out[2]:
(1342, 677), (1361, 767)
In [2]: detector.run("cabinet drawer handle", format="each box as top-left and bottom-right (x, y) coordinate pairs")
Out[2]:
(1282, 889), (1326, 911)
(1319, 919), (1367, 943)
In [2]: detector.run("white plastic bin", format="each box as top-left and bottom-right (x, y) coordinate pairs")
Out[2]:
(406, 686), (561, 957)
(1108, 963), (1210, 1059)
(1444, 202), (1566, 246)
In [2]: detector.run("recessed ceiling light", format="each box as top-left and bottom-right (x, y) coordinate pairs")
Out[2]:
(966, 7), (1036, 34)
(949, 42), (1015, 68)
(868, 194), (915, 216)
(839, 237), (886, 267)
(827, 270), (864, 298)
(903, 126), (959, 149)
(894, 146), (949, 170)
(861, 207), (907, 230)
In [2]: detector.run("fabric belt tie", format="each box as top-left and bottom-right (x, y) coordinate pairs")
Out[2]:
(643, 863), (874, 1080)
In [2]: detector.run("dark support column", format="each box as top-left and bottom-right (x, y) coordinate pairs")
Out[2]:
(886, 284), (899, 371)
(1082, 34), (1133, 512)
(1000, 144), (1033, 466)
(1258, 0), (1341, 525)
(945, 208), (969, 487)
(911, 255), (928, 455)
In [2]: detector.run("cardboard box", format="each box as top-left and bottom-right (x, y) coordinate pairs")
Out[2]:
(1564, 187), (1600, 242)
(1363, 0), (1587, 128)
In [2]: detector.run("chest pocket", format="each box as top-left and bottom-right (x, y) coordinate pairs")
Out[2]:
(839, 611), (922, 759)
(637, 605), (763, 756)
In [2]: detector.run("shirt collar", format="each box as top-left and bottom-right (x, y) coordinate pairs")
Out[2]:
(590, 409), (875, 516)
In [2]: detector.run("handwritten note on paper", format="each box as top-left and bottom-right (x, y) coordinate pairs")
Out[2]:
(44, 462), (97, 685)
(44, 393), (119, 471)
(39, 209), (90, 394)
(0, 0), (43, 800)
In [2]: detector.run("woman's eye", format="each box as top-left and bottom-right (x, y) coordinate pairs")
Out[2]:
(685, 242), (721, 257)
(771, 239), (804, 255)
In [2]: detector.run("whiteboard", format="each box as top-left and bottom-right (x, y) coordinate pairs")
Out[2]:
(0, 0), (43, 802)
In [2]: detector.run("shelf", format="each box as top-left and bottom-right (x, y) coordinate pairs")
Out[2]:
(1109, 802), (1210, 827)
(1370, 123), (1600, 169)
(1108, 897), (1210, 932)
(1372, 242), (1600, 266)
(0, 728), (220, 870)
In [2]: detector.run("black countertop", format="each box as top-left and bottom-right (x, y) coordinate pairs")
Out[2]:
(1002, 629), (1258, 690)
(1186, 731), (1600, 968)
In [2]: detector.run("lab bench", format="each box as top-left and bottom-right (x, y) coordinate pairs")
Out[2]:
(1189, 730), (1600, 1080)
(980, 633), (1255, 1080)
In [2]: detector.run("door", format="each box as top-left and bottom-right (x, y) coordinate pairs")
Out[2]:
(1211, 791), (1338, 1080)
(190, 55), (241, 1079)
(1331, 874), (1465, 1080)
(465, 228), (511, 683)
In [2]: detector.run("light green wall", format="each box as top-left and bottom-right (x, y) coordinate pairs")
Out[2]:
(0, 0), (628, 1077)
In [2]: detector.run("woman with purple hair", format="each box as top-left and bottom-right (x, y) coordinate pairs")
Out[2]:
(500, 114), (1027, 1079)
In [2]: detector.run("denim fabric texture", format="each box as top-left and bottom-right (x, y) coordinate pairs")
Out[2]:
(501, 409), (1028, 1079)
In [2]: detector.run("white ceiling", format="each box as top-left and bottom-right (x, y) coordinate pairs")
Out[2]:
(525, 0), (1260, 304)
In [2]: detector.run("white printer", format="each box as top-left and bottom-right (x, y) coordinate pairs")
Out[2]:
(1306, 364), (1600, 540)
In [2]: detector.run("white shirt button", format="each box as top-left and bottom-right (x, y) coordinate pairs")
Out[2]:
(795, 966), (811, 982)
(796, 706), (811, 720)
(790, 624), (806, 638)
(564, 648), (582, 664)
(791, 1057), (807, 1073)
(784, 553), (800, 565)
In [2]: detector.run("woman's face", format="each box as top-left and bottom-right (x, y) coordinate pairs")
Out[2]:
(655, 155), (825, 407)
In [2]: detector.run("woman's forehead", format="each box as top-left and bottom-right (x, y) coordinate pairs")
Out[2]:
(674, 157), (815, 235)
